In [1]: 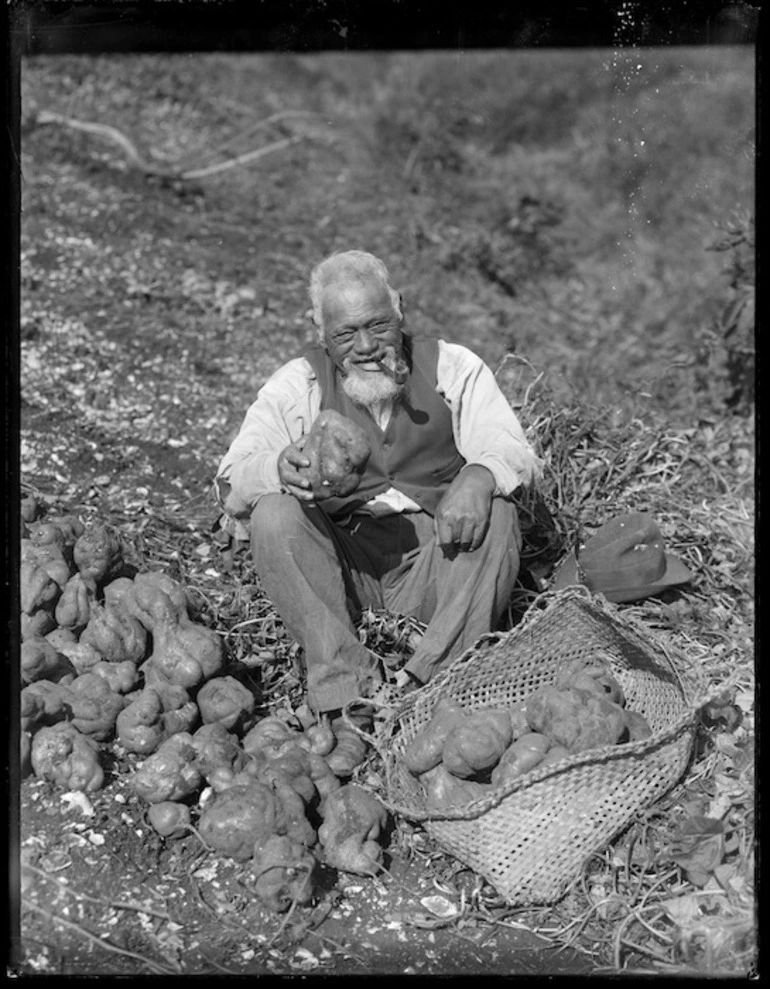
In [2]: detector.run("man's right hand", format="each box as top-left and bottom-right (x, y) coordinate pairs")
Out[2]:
(277, 440), (317, 502)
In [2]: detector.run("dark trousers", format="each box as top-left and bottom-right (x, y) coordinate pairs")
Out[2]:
(250, 493), (521, 713)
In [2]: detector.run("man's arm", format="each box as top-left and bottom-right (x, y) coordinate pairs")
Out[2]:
(215, 358), (320, 517)
(437, 340), (543, 495)
(432, 341), (543, 553)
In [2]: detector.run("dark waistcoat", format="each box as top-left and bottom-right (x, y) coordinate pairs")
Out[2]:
(303, 337), (466, 518)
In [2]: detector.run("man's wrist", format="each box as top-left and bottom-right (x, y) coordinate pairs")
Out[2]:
(461, 462), (497, 493)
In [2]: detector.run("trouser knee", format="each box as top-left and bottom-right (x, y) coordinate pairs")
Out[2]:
(486, 497), (522, 556)
(250, 493), (307, 557)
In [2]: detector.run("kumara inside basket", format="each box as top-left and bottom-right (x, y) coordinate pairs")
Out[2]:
(381, 588), (704, 908)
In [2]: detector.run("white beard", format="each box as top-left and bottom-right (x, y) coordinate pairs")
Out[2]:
(341, 348), (407, 411)
(342, 367), (403, 408)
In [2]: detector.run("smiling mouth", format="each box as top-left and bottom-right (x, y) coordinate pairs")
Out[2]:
(346, 355), (408, 384)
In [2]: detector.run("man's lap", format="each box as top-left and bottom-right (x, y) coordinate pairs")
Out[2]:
(251, 491), (519, 599)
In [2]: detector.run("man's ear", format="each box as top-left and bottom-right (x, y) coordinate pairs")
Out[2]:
(308, 309), (325, 342)
(397, 292), (407, 324)
(398, 294), (412, 337)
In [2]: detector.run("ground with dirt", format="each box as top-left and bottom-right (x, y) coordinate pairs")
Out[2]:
(19, 773), (593, 977)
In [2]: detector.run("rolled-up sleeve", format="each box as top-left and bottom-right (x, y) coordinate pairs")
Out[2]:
(215, 358), (320, 518)
(437, 340), (543, 496)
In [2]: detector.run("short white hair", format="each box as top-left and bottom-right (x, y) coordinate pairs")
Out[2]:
(309, 250), (402, 335)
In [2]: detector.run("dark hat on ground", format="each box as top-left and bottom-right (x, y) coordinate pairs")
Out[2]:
(550, 512), (691, 603)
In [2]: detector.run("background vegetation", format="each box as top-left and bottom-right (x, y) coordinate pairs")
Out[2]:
(18, 47), (755, 976)
(21, 48), (754, 432)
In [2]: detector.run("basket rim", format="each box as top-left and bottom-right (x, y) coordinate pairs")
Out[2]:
(380, 704), (699, 822)
(379, 587), (708, 732)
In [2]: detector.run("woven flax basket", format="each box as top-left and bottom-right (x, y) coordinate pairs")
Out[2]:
(380, 588), (705, 908)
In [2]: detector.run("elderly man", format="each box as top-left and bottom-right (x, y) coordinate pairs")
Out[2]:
(215, 250), (542, 775)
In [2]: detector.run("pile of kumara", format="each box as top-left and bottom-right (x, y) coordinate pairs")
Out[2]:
(19, 497), (389, 914)
(403, 659), (654, 809)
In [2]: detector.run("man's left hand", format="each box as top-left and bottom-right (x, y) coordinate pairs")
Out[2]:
(433, 465), (496, 554)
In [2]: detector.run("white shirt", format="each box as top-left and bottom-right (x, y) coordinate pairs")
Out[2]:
(215, 339), (543, 526)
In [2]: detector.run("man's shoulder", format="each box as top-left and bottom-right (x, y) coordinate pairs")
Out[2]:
(259, 355), (317, 398)
(410, 336), (478, 360)
(435, 338), (485, 367)
(295, 353), (317, 370)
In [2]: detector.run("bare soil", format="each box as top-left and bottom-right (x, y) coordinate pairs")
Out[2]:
(17, 770), (591, 976)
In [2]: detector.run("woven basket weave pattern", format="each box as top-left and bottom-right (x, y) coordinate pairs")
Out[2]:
(381, 590), (702, 907)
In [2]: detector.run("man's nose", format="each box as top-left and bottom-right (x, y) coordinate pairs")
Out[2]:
(353, 328), (378, 354)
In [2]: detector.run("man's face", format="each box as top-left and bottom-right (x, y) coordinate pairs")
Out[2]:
(320, 277), (404, 375)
